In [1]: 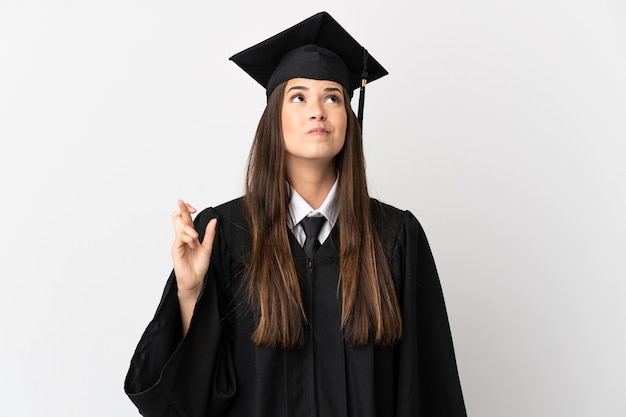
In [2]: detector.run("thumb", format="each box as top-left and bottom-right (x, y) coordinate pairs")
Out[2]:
(201, 218), (218, 252)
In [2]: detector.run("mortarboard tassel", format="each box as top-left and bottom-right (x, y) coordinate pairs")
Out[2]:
(357, 48), (369, 134)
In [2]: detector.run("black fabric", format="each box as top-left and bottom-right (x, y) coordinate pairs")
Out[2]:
(124, 198), (467, 417)
(300, 216), (326, 260)
(266, 45), (354, 100)
(229, 11), (388, 99)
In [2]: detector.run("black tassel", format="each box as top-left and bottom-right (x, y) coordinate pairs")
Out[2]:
(357, 48), (369, 134)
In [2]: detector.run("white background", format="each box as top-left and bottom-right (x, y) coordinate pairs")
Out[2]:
(1, 0), (625, 416)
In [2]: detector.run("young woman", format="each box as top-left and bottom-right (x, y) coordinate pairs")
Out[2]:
(125, 12), (466, 417)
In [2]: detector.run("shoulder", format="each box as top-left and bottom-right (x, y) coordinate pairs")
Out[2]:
(191, 197), (250, 262)
(370, 198), (405, 224)
(213, 197), (246, 222)
(192, 197), (249, 241)
(370, 198), (422, 232)
(194, 197), (245, 224)
(370, 198), (427, 251)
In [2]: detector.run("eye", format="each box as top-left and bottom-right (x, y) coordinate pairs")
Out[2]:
(324, 94), (341, 104)
(289, 93), (305, 103)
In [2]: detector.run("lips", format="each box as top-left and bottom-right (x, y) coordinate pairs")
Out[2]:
(308, 128), (329, 134)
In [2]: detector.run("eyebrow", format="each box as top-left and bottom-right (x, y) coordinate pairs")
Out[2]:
(286, 85), (342, 93)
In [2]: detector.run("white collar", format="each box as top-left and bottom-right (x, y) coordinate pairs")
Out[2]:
(288, 177), (339, 245)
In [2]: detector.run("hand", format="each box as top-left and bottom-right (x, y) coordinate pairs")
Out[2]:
(171, 199), (217, 296)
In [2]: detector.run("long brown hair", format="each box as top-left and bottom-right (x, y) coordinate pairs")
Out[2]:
(243, 82), (402, 349)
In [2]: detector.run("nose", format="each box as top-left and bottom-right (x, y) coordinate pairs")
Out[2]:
(309, 102), (326, 120)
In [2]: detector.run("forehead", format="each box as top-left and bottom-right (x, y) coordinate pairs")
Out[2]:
(284, 78), (344, 91)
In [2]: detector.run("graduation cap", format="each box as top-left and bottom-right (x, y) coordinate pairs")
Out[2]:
(229, 11), (388, 132)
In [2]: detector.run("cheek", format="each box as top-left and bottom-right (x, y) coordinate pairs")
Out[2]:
(336, 114), (348, 143)
(337, 134), (346, 152)
(281, 108), (300, 136)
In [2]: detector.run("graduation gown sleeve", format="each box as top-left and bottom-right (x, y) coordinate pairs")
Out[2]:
(124, 207), (236, 417)
(388, 208), (467, 416)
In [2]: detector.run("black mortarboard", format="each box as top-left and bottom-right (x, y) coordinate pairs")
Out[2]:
(229, 11), (388, 131)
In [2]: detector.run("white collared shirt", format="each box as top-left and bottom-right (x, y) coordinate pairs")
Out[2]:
(287, 178), (339, 247)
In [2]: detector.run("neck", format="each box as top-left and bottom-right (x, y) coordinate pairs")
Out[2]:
(287, 161), (336, 210)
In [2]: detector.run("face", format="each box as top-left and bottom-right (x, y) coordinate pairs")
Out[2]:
(281, 78), (347, 168)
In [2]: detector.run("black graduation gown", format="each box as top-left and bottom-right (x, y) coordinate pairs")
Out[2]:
(124, 198), (466, 417)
